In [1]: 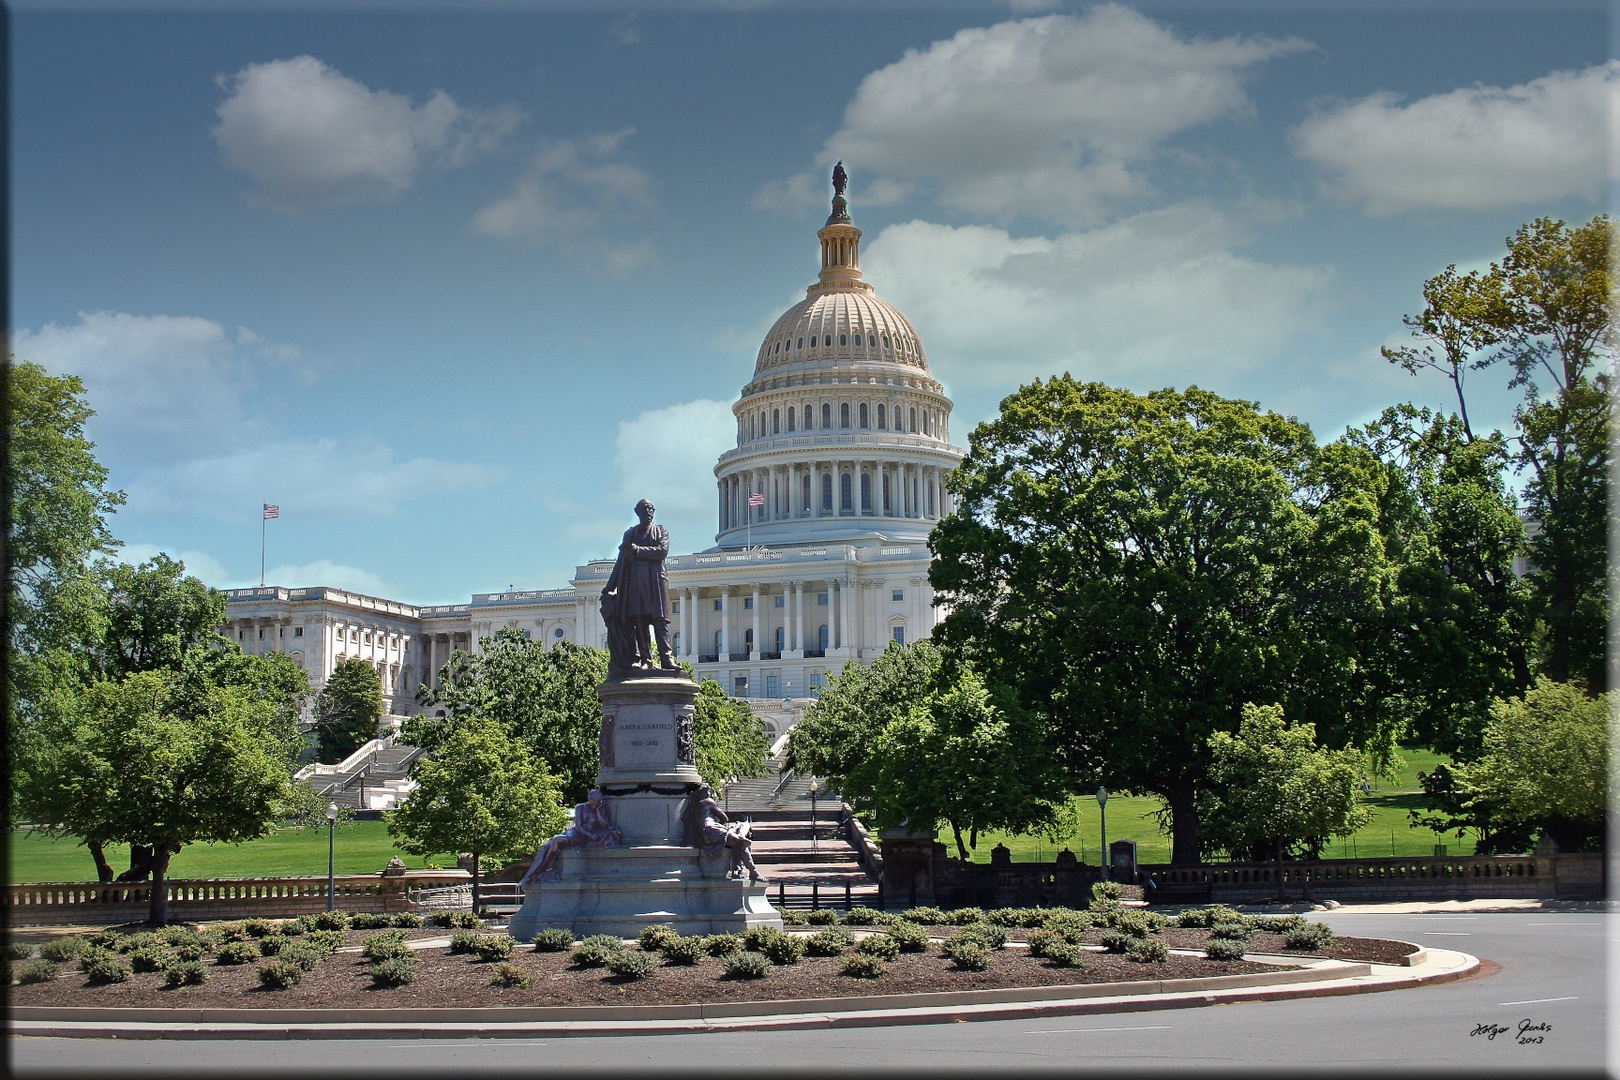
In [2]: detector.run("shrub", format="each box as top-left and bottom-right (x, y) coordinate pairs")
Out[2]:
(779, 909), (809, 926)
(1043, 910), (1093, 934)
(257, 959), (303, 990)
(1176, 905), (1242, 929)
(885, 920), (930, 953)
(351, 912), (392, 930)
(165, 961), (208, 987)
(701, 934), (743, 957)
(981, 908), (1021, 928)
(840, 952), (886, 979)
(1205, 937), (1249, 961)
(277, 920), (307, 937)
(1045, 941), (1086, 969)
(1282, 923), (1336, 950)
(307, 910), (351, 931)
(638, 924), (679, 952)
(472, 935), (515, 963)
(254, 934), (287, 957)
(369, 955), (418, 987)
(901, 906), (947, 925)
(83, 955), (131, 984)
(241, 918), (279, 938)
(1209, 920), (1255, 941)
(531, 928), (576, 952)
(1025, 929), (1060, 958)
(39, 937), (87, 963)
(1092, 881), (1124, 903)
(1099, 930), (1133, 953)
(760, 933), (807, 965)
(117, 931), (160, 953)
(721, 951), (771, 979)
(742, 926), (783, 952)
(129, 946), (173, 973)
(428, 912), (459, 928)
(172, 941), (209, 963)
(1127, 937), (1169, 963)
(361, 931), (412, 962)
(571, 937), (626, 968)
(84, 930), (126, 950)
(7, 942), (35, 961)
(1106, 910), (1161, 938)
(941, 933), (988, 963)
(448, 930), (481, 955)
(390, 912), (424, 929)
(658, 935), (706, 966)
(490, 962), (530, 988)
(953, 923), (1007, 950)
(18, 959), (60, 984)
(279, 943), (329, 971)
(805, 927), (855, 957)
(855, 934), (900, 961)
(946, 941), (990, 971)
(943, 907), (983, 925)
(607, 950), (656, 980)
(840, 907), (894, 927)
(805, 908), (841, 925)
(1019, 908), (1050, 929)
(1252, 914), (1306, 933)
(305, 930), (346, 956)
(214, 941), (262, 965)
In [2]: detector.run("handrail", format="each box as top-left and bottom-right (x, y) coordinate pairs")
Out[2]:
(769, 768), (797, 804)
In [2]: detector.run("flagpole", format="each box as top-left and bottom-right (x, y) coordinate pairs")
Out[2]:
(261, 511), (267, 586)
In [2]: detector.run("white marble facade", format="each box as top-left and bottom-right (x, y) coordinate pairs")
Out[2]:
(223, 191), (964, 740)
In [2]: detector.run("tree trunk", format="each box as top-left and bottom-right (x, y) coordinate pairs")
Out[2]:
(950, 821), (970, 862)
(1166, 781), (1201, 865)
(87, 840), (113, 884)
(147, 845), (173, 926)
(471, 852), (481, 916)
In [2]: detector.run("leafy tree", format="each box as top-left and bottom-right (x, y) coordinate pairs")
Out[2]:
(91, 554), (229, 679)
(692, 679), (769, 788)
(314, 658), (384, 763)
(930, 380), (1399, 863)
(19, 669), (304, 923)
(1198, 705), (1370, 884)
(784, 640), (948, 787)
(407, 630), (607, 802)
(387, 715), (568, 911)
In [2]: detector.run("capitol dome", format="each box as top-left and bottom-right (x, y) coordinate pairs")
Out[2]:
(713, 164), (964, 551)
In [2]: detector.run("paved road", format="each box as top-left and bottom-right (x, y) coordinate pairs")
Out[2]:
(11, 910), (1613, 1075)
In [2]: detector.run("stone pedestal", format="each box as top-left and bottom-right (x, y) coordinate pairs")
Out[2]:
(507, 675), (780, 940)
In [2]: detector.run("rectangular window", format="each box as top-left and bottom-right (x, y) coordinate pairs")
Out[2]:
(293, 627), (303, 637)
(733, 676), (749, 697)
(744, 597), (754, 609)
(892, 589), (904, 602)
(809, 671), (826, 693)
(714, 599), (723, 611)
(258, 628), (264, 639)
(774, 595), (785, 608)
(818, 593), (828, 605)
(672, 600), (680, 614)
(765, 675), (780, 698)
(892, 626), (906, 645)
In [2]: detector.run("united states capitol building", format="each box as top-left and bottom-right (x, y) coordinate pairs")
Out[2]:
(223, 175), (965, 741)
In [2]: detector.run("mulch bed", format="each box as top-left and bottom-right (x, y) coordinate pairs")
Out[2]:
(8, 922), (1417, 1011)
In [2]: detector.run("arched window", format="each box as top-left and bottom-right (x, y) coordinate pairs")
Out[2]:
(909, 407), (917, 432)
(744, 628), (754, 651)
(859, 403), (869, 428)
(774, 626), (785, 652)
(822, 403), (831, 429)
(824, 335), (832, 346)
(882, 334), (890, 348)
(854, 333), (862, 345)
(715, 629), (723, 650)
(750, 415), (755, 439)
(839, 334), (847, 346)
(861, 473), (871, 513)
(840, 473), (853, 512)
(840, 403), (850, 428)
(772, 409), (780, 434)
(819, 624), (829, 650)
(803, 472), (812, 512)
(923, 410), (930, 435)
(797, 337), (803, 349)
(822, 473), (833, 511)
(882, 472), (891, 514)
(877, 404), (886, 429)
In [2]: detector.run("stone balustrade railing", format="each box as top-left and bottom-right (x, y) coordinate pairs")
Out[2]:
(5, 871), (472, 927)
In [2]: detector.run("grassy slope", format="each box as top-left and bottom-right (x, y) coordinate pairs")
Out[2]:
(960, 746), (1474, 864)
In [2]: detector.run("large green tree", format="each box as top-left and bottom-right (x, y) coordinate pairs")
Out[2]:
(314, 658), (385, 764)
(1198, 704), (1370, 887)
(931, 380), (1399, 863)
(407, 630), (607, 802)
(20, 669), (304, 923)
(387, 715), (567, 911)
(691, 679), (770, 788)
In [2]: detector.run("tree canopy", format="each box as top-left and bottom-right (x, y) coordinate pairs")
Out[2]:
(315, 657), (385, 764)
(691, 678), (770, 788)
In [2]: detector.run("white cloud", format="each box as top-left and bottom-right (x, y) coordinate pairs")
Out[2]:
(116, 543), (233, 586)
(213, 55), (522, 213)
(612, 399), (735, 551)
(1292, 62), (1617, 215)
(125, 437), (509, 520)
(862, 200), (1335, 392)
(14, 311), (282, 465)
(260, 559), (396, 596)
(765, 6), (1306, 224)
(471, 129), (655, 270)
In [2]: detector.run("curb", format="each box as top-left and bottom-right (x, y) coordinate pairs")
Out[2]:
(9, 948), (1478, 1040)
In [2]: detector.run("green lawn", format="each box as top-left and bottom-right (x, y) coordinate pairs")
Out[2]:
(961, 745), (1475, 864)
(9, 821), (449, 884)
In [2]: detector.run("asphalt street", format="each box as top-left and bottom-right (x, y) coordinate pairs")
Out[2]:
(9, 910), (1614, 1077)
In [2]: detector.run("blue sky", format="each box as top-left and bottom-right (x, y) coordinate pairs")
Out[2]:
(13, 1), (1612, 605)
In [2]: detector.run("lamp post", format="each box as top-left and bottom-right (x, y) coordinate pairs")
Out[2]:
(1096, 786), (1109, 882)
(326, 801), (339, 911)
(810, 780), (820, 852)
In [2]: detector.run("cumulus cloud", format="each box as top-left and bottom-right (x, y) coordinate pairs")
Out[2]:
(760, 6), (1306, 223)
(213, 55), (522, 213)
(259, 559), (396, 596)
(862, 200), (1335, 392)
(1293, 62), (1617, 215)
(612, 399), (735, 549)
(471, 129), (655, 270)
(126, 437), (509, 520)
(14, 311), (286, 465)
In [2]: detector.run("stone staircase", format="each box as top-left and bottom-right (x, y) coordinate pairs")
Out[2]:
(719, 763), (881, 910)
(311, 743), (422, 811)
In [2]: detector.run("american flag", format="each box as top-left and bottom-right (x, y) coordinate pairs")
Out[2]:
(747, 492), (765, 507)
(263, 504), (280, 519)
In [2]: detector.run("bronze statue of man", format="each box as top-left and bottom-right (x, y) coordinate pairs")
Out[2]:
(600, 498), (675, 675)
